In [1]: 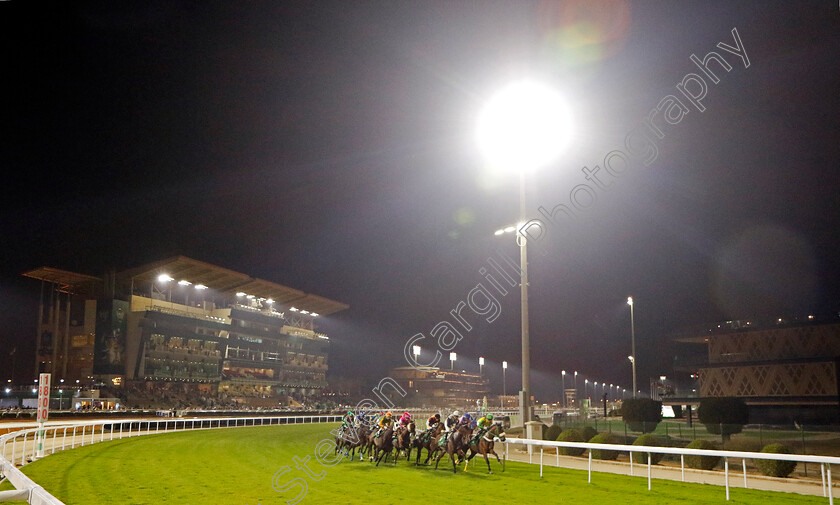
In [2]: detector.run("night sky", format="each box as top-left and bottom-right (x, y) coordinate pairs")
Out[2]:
(2, 1), (839, 403)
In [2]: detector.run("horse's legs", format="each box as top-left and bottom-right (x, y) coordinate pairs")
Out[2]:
(449, 450), (458, 474)
(424, 445), (435, 465)
(491, 448), (501, 464)
(434, 449), (445, 470)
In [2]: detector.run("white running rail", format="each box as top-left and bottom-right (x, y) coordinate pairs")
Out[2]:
(504, 437), (840, 503)
(0, 415), (341, 504)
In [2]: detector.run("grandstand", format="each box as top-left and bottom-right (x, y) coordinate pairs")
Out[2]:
(23, 256), (347, 407)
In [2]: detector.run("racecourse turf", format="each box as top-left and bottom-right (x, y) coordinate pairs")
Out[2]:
(0, 423), (829, 505)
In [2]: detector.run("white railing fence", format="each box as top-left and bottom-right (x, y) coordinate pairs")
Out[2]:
(3, 415), (838, 504)
(0, 415), (341, 504)
(503, 436), (840, 503)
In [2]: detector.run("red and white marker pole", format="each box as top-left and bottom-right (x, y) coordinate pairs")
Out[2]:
(36, 373), (51, 458)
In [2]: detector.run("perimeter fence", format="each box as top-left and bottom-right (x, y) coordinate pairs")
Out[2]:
(0, 415), (341, 504)
(2, 413), (839, 504)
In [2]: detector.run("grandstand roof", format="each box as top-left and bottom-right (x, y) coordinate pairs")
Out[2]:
(22, 266), (103, 296)
(120, 256), (349, 316)
(25, 256), (349, 316)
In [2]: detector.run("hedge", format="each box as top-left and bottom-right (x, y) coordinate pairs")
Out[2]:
(631, 434), (665, 464)
(544, 424), (563, 441)
(556, 429), (586, 456)
(621, 398), (662, 433)
(581, 426), (598, 443)
(697, 397), (749, 440)
(685, 439), (720, 470)
(756, 443), (797, 478)
(589, 432), (621, 460)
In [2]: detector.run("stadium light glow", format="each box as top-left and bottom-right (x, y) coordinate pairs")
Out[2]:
(476, 80), (573, 173)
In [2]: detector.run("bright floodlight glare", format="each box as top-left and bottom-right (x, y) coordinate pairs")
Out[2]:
(502, 360), (508, 369)
(504, 226), (516, 233)
(476, 80), (573, 173)
(157, 274), (174, 283)
(494, 229), (505, 236)
(627, 296), (633, 306)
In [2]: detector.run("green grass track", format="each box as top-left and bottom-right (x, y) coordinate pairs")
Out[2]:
(0, 423), (828, 504)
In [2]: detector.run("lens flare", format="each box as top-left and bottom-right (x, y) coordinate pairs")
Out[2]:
(537, 0), (631, 67)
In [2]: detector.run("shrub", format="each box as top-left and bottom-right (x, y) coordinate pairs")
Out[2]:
(697, 397), (749, 441)
(631, 434), (665, 464)
(544, 424), (563, 441)
(589, 432), (621, 460)
(685, 439), (720, 470)
(756, 443), (797, 478)
(723, 438), (761, 453)
(581, 426), (598, 442)
(556, 429), (586, 456)
(621, 398), (662, 433)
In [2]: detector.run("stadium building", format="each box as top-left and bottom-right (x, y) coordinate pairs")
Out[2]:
(674, 316), (840, 423)
(23, 256), (347, 405)
(388, 366), (490, 408)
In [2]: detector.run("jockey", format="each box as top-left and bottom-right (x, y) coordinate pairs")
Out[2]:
(340, 411), (354, 436)
(471, 413), (494, 443)
(426, 413), (441, 430)
(445, 410), (460, 432)
(355, 412), (367, 427)
(371, 411), (384, 427)
(457, 412), (473, 429)
(439, 410), (460, 446)
(374, 412), (393, 438)
(398, 411), (413, 429)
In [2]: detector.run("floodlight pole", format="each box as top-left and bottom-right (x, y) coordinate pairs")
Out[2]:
(628, 296), (637, 399)
(518, 171), (532, 425)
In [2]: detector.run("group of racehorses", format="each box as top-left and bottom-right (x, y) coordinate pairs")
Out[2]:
(334, 419), (506, 473)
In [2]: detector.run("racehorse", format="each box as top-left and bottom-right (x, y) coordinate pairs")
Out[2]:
(392, 422), (415, 463)
(463, 421), (506, 473)
(336, 424), (371, 462)
(413, 422), (443, 465)
(371, 427), (395, 466)
(434, 425), (472, 473)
